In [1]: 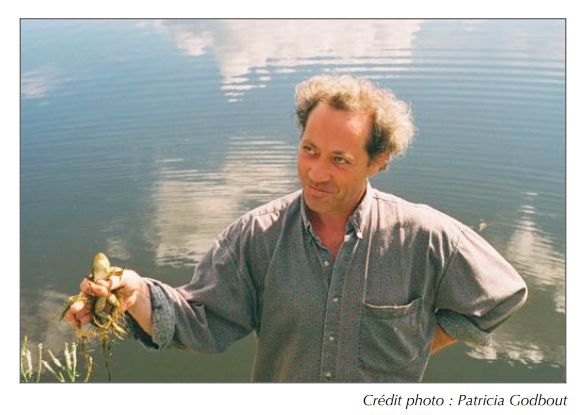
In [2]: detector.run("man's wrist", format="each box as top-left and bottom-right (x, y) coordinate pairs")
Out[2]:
(127, 277), (153, 335)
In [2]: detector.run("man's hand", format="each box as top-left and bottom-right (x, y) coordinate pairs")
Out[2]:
(430, 325), (457, 355)
(62, 269), (153, 335)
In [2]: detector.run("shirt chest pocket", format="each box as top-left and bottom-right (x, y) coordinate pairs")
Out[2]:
(358, 297), (425, 377)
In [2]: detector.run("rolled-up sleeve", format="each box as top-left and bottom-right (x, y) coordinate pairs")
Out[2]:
(434, 225), (528, 345)
(126, 279), (177, 350)
(127, 230), (258, 354)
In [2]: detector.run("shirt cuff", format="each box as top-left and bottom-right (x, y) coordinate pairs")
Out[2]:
(125, 279), (176, 351)
(436, 309), (492, 346)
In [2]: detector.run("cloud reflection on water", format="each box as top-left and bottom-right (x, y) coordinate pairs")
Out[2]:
(147, 136), (298, 268)
(21, 65), (62, 99)
(151, 19), (424, 102)
(506, 201), (565, 314)
(465, 196), (564, 367)
(21, 289), (74, 354)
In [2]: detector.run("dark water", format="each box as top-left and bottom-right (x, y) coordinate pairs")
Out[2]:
(20, 19), (565, 382)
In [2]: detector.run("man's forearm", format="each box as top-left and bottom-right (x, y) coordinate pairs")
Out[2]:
(430, 324), (457, 354)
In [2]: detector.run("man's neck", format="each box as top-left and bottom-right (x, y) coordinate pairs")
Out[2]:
(307, 185), (367, 233)
(308, 209), (349, 235)
(308, 210), (347, 258)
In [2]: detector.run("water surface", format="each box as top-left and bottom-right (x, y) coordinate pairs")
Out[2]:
(21, 19), (565, 382)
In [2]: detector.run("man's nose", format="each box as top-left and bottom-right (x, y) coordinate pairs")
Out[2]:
(307, 157), (330, 183)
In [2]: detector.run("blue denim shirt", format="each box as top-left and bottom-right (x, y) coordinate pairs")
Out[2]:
(128, 184), (527, 382)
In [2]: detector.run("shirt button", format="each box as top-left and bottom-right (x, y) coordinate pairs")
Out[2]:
(324, 260), (330, 266)
(324, 372), (332, 379)
(328, 335), (335, 341)
(332, 297), (339, 303)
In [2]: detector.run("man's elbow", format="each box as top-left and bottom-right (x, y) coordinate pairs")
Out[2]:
(430, 325), (457, 355)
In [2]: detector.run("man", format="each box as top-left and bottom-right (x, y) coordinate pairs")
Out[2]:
(64, 75), (527, 382)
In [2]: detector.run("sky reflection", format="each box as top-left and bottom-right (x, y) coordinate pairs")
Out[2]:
(21, 65), (61, 99)
(151, 19), (424, 101)
(148, 136), (298, 267)
(464, 195), (565, 367)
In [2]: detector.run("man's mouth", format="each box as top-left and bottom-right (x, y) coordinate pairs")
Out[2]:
(306, 184), (334, 195)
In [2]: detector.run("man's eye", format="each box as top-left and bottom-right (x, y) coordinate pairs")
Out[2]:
(334, 157), (348, 165)
(303, 146), (315, 155)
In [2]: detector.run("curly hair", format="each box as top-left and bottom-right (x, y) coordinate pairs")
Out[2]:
(295, 74), (415, 171)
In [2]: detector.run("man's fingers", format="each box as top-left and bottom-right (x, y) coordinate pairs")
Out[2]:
(68, 300), (87, 313)
(80, 277), (92, 294)
(78, 314), (92, 326)
(81, 279), (109, 297)
(109, 274), (123, 291)
(91, 282), (109, 296)
(63, 300), (92, 328)
(94, 274), (124, 291)
(63, 310), (77, 325)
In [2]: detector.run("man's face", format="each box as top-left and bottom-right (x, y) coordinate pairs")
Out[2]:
(297, 102), (385, 217)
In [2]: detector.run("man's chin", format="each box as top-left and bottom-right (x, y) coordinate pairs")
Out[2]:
(303, 193), (334, 214)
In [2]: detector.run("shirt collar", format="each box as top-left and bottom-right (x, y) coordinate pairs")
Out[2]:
(300, 181), (373, 239)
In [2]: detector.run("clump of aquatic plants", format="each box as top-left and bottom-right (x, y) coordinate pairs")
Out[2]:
(60, 252), (127, 381)
(22, 253), (126, 382)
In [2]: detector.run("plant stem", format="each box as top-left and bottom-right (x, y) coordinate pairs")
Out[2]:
(36, 343), (44, 382)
